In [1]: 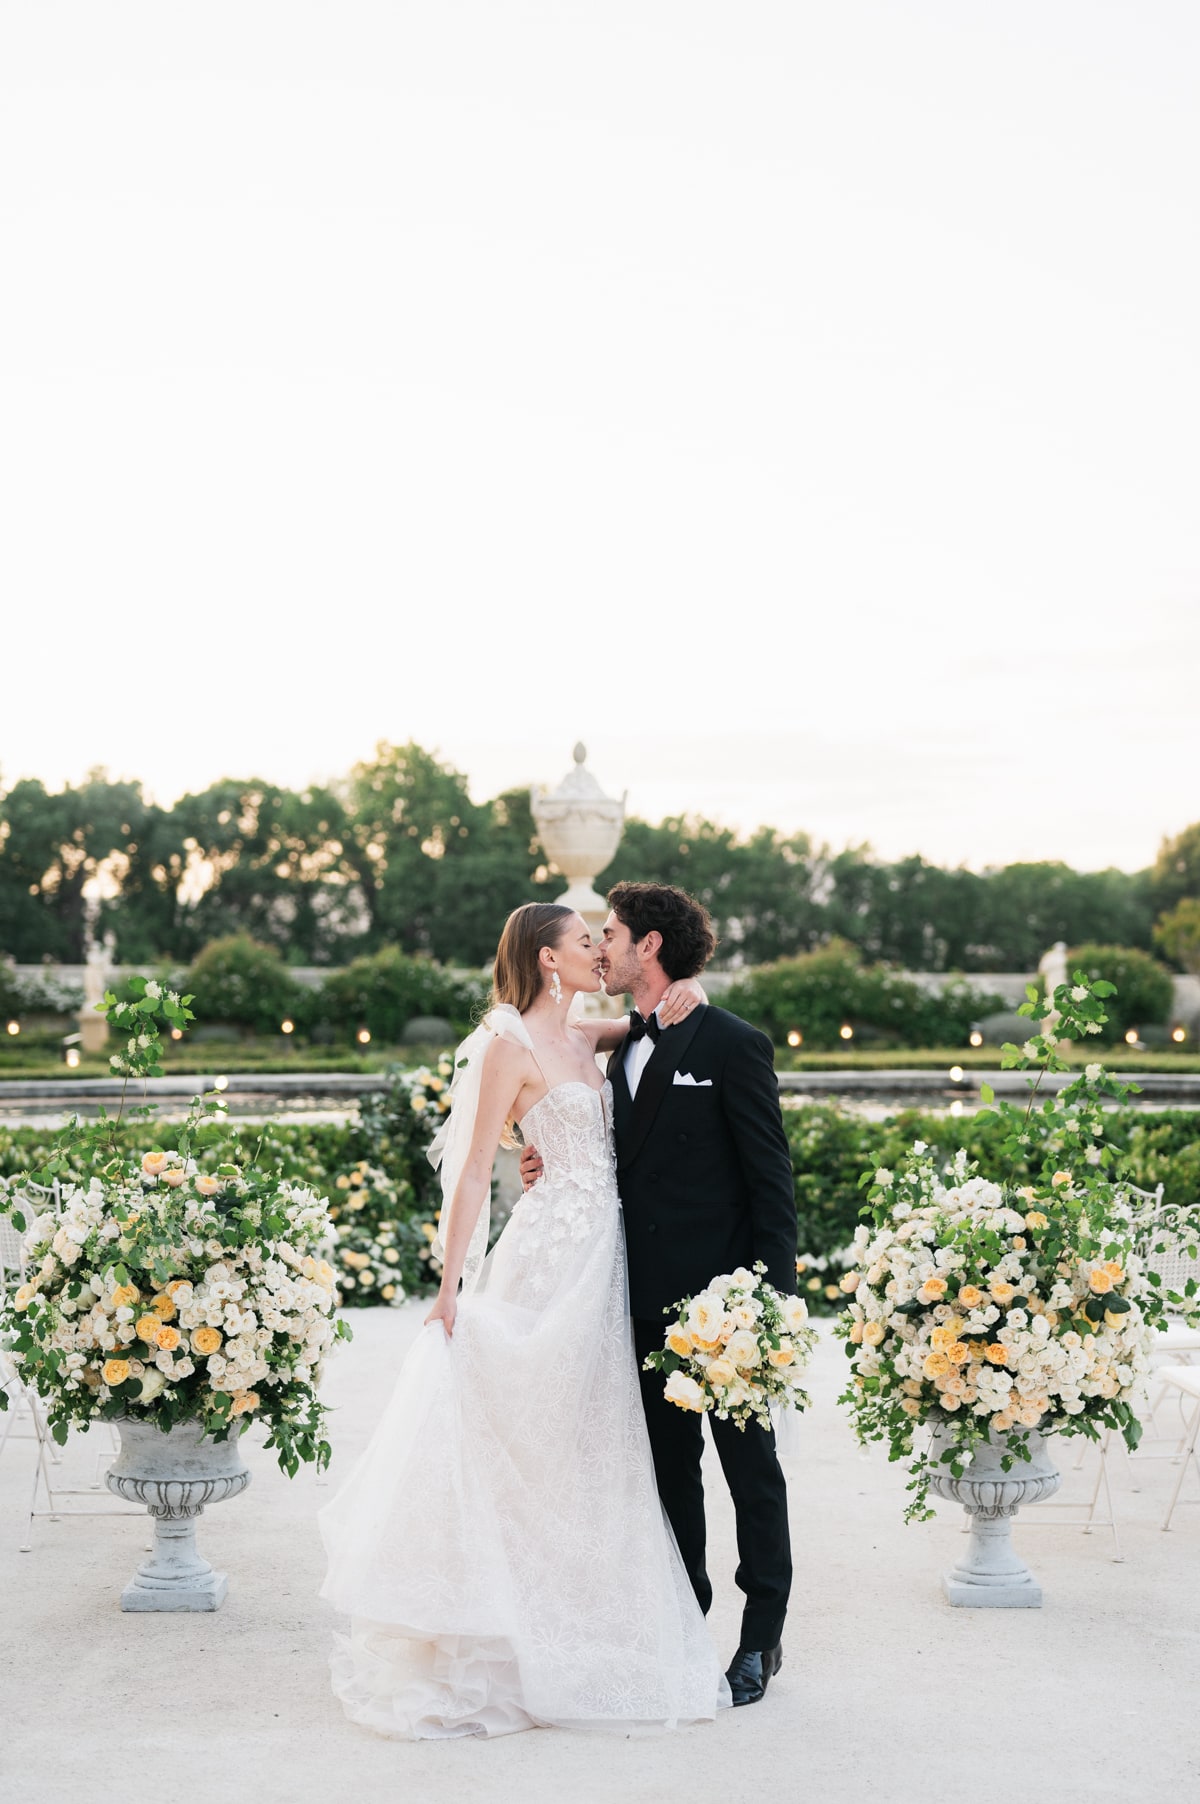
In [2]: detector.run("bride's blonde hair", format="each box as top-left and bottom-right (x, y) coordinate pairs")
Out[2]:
(492, 902), (575, 1015)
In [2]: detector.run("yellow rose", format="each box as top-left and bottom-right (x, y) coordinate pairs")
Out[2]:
(111, 1284), (140, 1309)
(665, 1326), (693, 1358)
(943, 1315), (965, 1338)
(136, 1314), (163, 1343)
(663, 1370), (708, 1413)
(1012, 1236), (1027, 1251)
(162, 1167), (187, 1187)
(1024, 1211), (1049, 1230)
(194, 1174), (221, 1198)
(1104, 1261), (1124, 1281)
(849, 1320), (864, 1344)
(957, 1285), (984, 1309)
(919, 1276), (948, 1301)
(335, 1174), (351, 1190)
(923, 1351), (951, 1379)
(230, 1391), (260, 1416)
(381, 1284), (396, 1300)
(411, 1094), (427, 1112)
(990, 1279), (1015, 1304)
(862, 1322), (886, 1347)
(946, 1341), (970, 1365)
(152, 1294), (177, 1319)
(930, 1326), (953, 1350)
(141, 1150), (168, 1176)
(705, 1357), (738, 1389)
(102, 1359), (131, 1386)
(154, 1324), (181, 1352)
(1051, 1171), (1072, 1188)
(986, 1343), (1010, 1365)
(840, 1270), (861, 1294)
(12, 1283), (36, 1310)
(165, 1279), (192, 1298)
(1017, 1404), (1043, 1427)
(991, 1409), (1015, 1431)
(968, 1342), (988, 1363)
(191, 1327), (223, 1356)
(768, 1345), (795, 1369)
(1088, 1269), (1114, 1295)
(901, 1397), (922, 1417)
(940, 1395), (962, 1412)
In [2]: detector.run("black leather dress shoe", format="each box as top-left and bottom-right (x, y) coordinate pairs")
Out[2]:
(725, 1643), (783, 1706)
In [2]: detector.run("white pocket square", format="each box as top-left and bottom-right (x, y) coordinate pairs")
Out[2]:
(673, 1071), (712, 1087)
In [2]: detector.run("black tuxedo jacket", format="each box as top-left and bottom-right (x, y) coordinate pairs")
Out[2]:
(608, 1004), (797, 1321)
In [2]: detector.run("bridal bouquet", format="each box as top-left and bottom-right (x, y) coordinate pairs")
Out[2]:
(837, 975), (1200, 1519)
(645, 1263), (817, 1430)
(0, 979), (349, 1475)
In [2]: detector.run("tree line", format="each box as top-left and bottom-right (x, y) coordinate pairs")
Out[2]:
(1, 742), (1196, 973)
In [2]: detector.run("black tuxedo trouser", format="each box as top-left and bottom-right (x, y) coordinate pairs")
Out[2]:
(633, 1316), (792, 1651)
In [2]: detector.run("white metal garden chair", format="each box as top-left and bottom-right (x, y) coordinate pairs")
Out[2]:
(1157, 1367), (1200, 1530)
(1, 1177), (138, 1550)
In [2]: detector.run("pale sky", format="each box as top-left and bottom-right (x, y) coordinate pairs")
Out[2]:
(2, 2), (1197, 873)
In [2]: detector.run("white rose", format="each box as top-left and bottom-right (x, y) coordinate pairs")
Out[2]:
(725, 1330), (761, 1369)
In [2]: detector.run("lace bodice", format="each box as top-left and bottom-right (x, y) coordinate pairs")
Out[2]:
(502, 1081), (617, 1290)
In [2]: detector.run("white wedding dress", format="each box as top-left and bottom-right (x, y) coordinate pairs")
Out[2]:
(318, 1045), (729, 1738)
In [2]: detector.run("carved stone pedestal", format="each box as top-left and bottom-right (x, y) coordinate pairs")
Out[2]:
(927, 1425), (1061, 1608)
(106, 1417), (251, 1612)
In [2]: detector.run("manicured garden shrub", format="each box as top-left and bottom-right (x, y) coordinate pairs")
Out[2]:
(311, 946), (486, 1044)
(184, 935), (307, 1034)
(1064, 944), (1173, 1040)
(723, 941), (1002, 1049)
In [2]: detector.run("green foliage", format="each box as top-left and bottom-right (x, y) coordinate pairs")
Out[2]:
(313, 946), (486, 1043)
(1, 754), (1168, 975)
(184, 935), (307, 1034)
(1152, 820), (1200, 916)
(1065, 944), (1173, 1038)
(723, 941), (1003, 1050)
(1154, 898), (1200, 976)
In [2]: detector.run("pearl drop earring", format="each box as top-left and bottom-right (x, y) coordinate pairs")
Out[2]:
(550, 971), (563, 1005)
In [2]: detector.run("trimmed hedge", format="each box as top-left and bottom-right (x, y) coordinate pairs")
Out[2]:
(723, 941), (1003, 1050)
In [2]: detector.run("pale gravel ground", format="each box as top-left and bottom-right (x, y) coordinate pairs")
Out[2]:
(2, 1306), (1197, 1804)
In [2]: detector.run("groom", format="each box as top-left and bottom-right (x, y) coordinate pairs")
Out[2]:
(521, 881), (798, 1706)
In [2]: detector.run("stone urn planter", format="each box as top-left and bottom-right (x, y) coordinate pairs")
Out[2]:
(927, 1425), (1061, 1608)
(105, 1417), (251, 1612)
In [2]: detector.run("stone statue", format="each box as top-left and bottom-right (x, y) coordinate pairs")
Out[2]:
(78, 933), (112, 1055)
(1037, 940), (1069, 1027)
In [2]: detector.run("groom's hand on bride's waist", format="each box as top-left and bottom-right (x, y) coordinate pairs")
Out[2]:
(519, 1144), (543, 1190)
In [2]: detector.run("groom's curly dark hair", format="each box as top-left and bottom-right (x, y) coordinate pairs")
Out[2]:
(606, 882), (718, 981)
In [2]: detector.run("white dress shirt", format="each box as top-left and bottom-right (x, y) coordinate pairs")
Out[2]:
(623, 1006), (664, 1100)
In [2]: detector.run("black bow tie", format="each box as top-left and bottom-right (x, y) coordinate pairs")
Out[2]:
(627, 1009), (662, 1045)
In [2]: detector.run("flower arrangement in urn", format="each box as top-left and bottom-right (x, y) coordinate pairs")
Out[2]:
(644, 1263), (817, 1428)
(0, 979), (348, 1478)
(837, 976), (1200, 1522)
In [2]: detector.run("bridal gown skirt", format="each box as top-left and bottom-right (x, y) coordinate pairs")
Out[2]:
(318, 1081), (729, 1738)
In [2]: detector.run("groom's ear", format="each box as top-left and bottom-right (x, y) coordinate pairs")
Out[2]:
(639, 930), (663, 965)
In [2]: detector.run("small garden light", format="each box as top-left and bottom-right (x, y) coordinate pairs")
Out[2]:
(1124, 1029), (1139, 1046)
(281, 1019), (295, 1035)
(1172, 1026), (1187, 1044)
(170, 1027), (183, 1040)
(949, 1098), (964, 1117)
(838, 1024), (853, 1041)
(968, 1028), (984, 1048)
(213, 1074), (229, 1091)
(357, 1028), (372, 1045)
(949, 1065), (964, 1082)
(6, 1019), (19, 1036)
(65, 1047), (81, 1068)
(787, 1029), (803, 1048)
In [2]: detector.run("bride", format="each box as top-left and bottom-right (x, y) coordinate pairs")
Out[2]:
(319, 901), (730, 1738)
